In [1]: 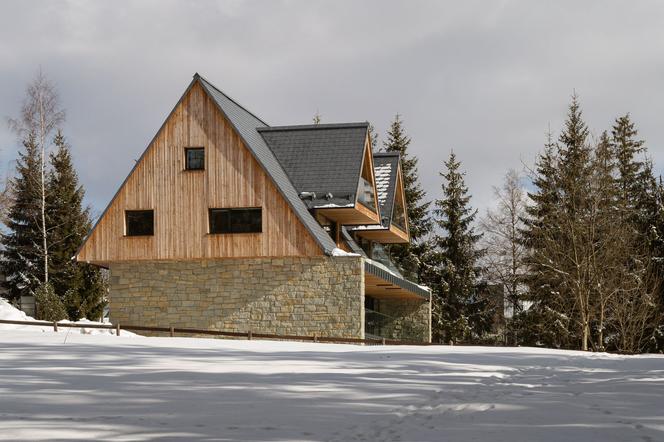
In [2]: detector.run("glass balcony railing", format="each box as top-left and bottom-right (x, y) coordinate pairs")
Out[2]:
(357, 177), (376, 211)
(365, 308), (394, 338)
(392, 207), (407, 231)
(365, 307), (428, 341)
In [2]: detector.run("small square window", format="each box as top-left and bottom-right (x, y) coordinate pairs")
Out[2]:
(185, 147), (205, 170)
(209, 208), (262, 234)
(125, 210), (154, 236)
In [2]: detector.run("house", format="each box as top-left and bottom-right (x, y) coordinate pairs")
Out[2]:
(75, 74), (431, 342)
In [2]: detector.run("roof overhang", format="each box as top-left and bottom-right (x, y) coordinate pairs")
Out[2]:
(352, 224), (409, 244)
(364, 259), (430, 300)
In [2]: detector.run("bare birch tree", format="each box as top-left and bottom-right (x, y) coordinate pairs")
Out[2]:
(480, 169), (528, 319)
(7, 69), (65, 284)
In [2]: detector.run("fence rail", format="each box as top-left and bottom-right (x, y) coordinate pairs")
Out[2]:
(0, 318), (433, 346)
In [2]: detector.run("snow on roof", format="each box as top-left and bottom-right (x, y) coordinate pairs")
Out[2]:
(374, 162), (392, 207)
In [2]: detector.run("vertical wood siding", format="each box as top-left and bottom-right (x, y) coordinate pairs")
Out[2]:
(77, 82), (323, 263)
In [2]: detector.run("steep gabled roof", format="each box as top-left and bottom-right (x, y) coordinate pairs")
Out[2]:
(372, 152), (400, 227)
(77, 74), (339, 259)
(258, 123), (369, 209)
(196, 74), (338, 255)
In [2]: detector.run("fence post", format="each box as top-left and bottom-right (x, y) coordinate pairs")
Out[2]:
(53, 321), (58, 332)
(116, 323), (120, 336)
(170, 326), (175, 337)
(382, 337), (386, 345)
(248, 330), (252, 340)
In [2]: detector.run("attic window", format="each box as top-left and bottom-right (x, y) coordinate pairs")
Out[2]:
(125, 210), (154, 236)
(209, 208), (262, 234)
(185, 147), (205, 170)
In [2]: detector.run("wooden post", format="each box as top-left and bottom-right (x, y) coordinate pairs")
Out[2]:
(116, 323), (120, 336)
(53, 321), (58, 332)
(248, 330), (252, 340)
(170, 326), (175, 337)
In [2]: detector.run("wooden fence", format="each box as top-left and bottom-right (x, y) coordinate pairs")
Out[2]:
(0, 318), (432, 346)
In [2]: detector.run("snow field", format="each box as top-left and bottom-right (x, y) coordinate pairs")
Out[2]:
(0, 326), (663, 441)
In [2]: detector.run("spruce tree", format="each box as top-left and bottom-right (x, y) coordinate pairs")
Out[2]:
(611, 115), (664, 349)
(612, 114), (646, 217)
(432, 151), (486, 343)
(46, 131), (106, 320)
(383, 115), (432, 280)
(367, 122), (379, 152)
(553, 95), (595, 350)
(557, 94), (593, 217)
(1, 132), (45, 301)
(518, 136), (571, 348)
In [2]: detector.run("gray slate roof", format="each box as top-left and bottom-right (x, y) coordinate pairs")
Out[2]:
(196, 74), (338, 255)
(258, 123), (369, 209)
(341, 227), (368, 257)
(372, 152), (400, 227)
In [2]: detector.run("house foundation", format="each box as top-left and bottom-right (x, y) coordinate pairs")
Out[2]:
(108, 256), (365, 339)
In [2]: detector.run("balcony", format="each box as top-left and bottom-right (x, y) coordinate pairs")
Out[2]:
(314, 177), (381, 226)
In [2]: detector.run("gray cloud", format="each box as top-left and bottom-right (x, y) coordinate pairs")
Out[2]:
(1, 0), (663, 219)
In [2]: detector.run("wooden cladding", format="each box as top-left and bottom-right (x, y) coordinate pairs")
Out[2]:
(76, 81), (323, 264)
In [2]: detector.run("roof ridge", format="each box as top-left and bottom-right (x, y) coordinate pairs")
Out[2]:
(194, 73), (270, 127)
(258, 122), (369, 132)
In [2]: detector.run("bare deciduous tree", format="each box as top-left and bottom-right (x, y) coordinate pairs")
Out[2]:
(480, 169), (529, 341)
(7, 69), (66, 284)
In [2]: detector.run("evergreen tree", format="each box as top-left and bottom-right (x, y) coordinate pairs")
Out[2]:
(432, 152), (487, 343)
(557, 94), (593, 217)
(383, 115), (433, 281)
(34, 282), (67, 321)
(590, 131), (620, 350)
(367, 122), (379, 152)
(612, 114), (646, 218)
(46, 131), (106, 320)
(547, 95), (595, 350)
(1, 132), (45, 300)
(518, 135), (570, 348)
(611, 115), (664, 350)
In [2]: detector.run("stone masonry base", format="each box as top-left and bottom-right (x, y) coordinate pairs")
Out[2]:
(108, 257), (365, 339)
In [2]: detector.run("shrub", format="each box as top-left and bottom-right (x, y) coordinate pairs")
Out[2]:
(35, 282), (67, 322)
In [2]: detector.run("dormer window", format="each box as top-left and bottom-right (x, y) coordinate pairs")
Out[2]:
(185, 147), (205, 170)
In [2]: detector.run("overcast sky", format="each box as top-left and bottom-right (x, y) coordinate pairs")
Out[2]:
(1, 0), (663, 220)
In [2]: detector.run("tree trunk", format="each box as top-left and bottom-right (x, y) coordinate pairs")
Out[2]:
(581, 320), (589, 351)
(39, 95), (48, 284)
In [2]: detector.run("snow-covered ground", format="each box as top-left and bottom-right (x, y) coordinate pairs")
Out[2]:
(1, 327), (663, 441)
(0, 297), (137, 337)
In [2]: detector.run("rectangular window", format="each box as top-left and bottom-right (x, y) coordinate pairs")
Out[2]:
(125, 210), (154, 236)
(185, 147), (205, 170)
(209, 208), (262, 234)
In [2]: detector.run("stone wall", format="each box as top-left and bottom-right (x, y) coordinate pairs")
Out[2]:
(377, 297), (431, 343)
(108, 256), (364, 339)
